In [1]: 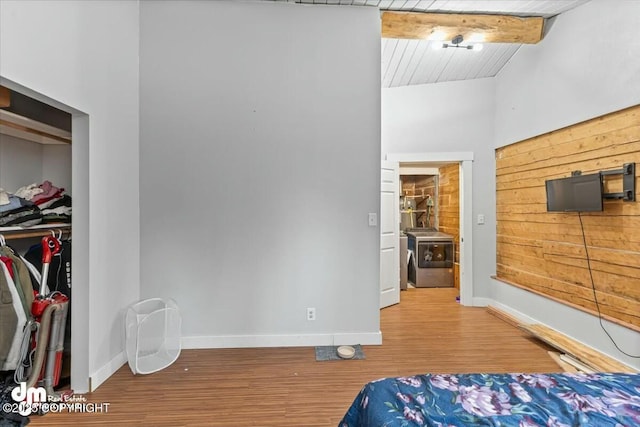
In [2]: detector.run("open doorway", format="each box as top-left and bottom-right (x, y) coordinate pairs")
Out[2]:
(385, 152), (474, 306)
(400, 162), (459, 291)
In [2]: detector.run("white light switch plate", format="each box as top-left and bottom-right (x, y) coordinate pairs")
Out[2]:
(477, 214), (485, 225)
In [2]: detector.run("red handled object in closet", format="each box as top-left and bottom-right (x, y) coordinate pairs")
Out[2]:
(28, 234), (71, 394)
(31, 236), (62, 318)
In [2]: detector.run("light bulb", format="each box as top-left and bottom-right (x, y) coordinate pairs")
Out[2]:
(472, 43), (484, 51)
(431, 42), (445, 50)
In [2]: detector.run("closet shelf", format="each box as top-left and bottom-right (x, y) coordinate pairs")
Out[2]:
(0, 224), (71, 240)
(0, 110), (71, 145)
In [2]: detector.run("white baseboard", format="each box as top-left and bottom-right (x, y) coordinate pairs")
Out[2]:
(89, 333), (382, 389)
(490, 279), (640, 370)
(90, 351), (126, 392)
(474, 297), (539, 325)
(182, 332), (382, 349)
(472, 297), (492, 307)
(488, 300), (538, 325)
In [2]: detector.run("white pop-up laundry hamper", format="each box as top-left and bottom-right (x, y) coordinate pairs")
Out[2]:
(125, 298), (182, 375)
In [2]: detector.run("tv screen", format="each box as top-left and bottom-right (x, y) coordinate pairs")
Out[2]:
(545, 173), (603, 212)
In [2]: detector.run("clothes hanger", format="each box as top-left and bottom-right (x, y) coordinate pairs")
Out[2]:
(49, 229), (64, 243)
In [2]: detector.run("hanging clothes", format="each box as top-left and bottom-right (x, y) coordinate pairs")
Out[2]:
(0, 246), (35, 316)
(0, 239), (36, 372)
(0, 257), (13, 279)
(0, 262), (27, 371)
(0, 263), (18, 368)
(0, 257), (28, 320)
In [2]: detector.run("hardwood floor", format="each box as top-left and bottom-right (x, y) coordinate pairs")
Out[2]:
(30, 288), (559, 426)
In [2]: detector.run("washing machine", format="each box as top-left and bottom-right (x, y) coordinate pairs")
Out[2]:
(406, 230), (454, 288)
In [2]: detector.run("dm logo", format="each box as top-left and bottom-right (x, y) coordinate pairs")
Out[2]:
(11, 382), (47, 416)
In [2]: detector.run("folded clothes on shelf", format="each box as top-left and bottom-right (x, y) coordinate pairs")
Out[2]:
(0, 188), (9, 206)
(13, 183), (44, 201)
(0, 195), (34, 214)
(0, 205), (42, 227)
(38, 194), (71, 210)
(0, 180), (72, 227)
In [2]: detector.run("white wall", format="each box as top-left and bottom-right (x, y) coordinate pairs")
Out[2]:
(495, 0), (640, 147)
(383, 77), (496, 298)
(139, 1), (381, 347)
(0, 135), (44, 192)
(493, 0), (640, 369)
(0, 0), (140, 391)
(42, 145), (73, 196)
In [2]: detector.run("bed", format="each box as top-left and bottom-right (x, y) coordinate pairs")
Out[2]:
(339, 372), (640, 426)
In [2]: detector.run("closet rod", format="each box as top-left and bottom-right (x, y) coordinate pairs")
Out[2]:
(0, 224), (71, 241)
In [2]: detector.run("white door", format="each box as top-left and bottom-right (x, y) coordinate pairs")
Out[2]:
(380, 161), (400, 308)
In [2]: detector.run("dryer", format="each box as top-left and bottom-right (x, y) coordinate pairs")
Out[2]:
(406, 230), (454, 288)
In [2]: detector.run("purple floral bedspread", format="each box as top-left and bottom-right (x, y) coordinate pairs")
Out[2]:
(339, 372), (640, 426)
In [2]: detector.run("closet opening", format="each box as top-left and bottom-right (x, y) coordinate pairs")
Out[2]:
(0, 78), (90, 395)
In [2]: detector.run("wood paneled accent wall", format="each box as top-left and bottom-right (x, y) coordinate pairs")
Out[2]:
(438, 163), (460, 288)
(496, 105), (640, 330)
(401, 175), (436, 228)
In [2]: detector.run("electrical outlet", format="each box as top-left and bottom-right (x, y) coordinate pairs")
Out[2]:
(307, 307), (316, 321)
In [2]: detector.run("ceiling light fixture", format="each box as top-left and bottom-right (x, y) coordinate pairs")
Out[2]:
(433, 34), (483, 51)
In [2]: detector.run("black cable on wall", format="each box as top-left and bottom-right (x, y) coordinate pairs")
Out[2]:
(578, 211), (640, 359)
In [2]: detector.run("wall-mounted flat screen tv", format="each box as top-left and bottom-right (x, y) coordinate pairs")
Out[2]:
(545, 173), (604, 212)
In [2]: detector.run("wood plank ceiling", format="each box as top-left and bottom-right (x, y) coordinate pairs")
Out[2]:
(266, 0), (592, 87)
